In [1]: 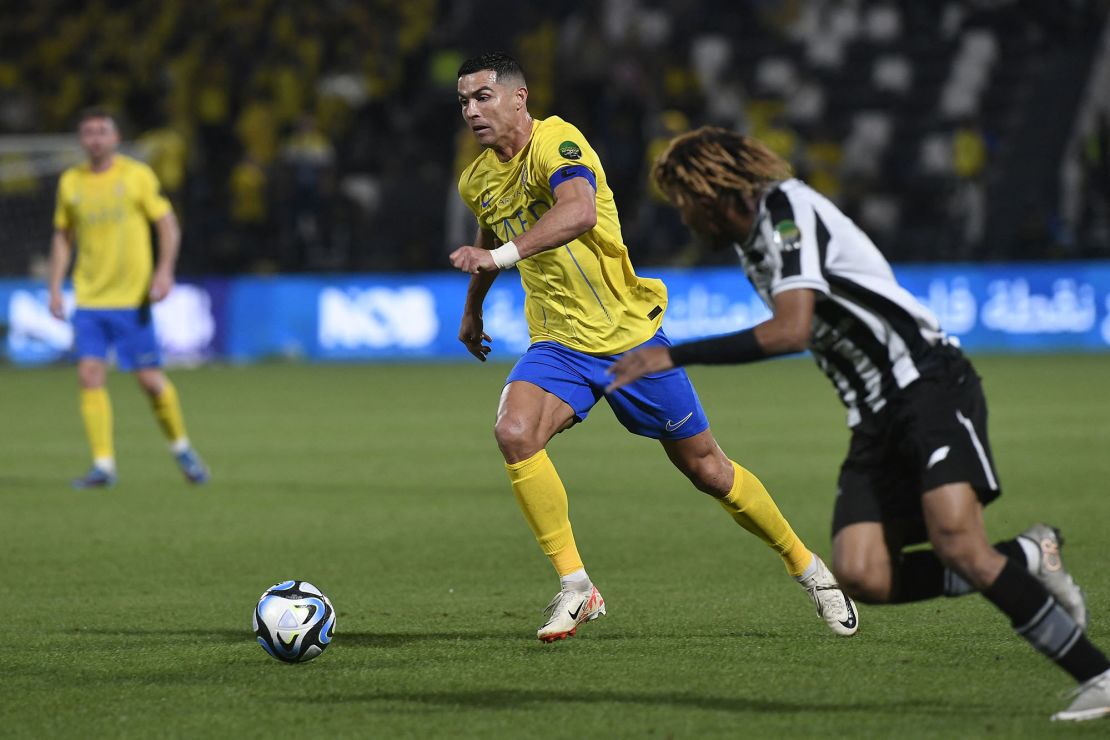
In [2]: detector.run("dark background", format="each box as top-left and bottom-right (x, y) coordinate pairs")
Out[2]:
(1, 0), (1109, 277)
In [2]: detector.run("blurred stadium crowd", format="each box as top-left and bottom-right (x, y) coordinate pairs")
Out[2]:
(1, 0), (1110, 276)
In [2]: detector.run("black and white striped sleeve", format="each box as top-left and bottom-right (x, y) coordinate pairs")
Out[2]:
(762, 187), (829, 298)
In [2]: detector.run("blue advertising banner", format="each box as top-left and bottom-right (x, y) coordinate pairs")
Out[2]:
(4, 261), (1110, 366)
(1, 280), (224, 366)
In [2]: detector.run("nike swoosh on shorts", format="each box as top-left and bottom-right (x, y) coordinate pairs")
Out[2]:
(665, 411), (694, 432)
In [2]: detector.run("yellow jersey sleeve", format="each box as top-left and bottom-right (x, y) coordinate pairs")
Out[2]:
(457, 161), (483, 223)
(136, 162), (172, 221)
(53, 170), (75, 231)
(529, 119), (602, 198)
(458, 151), (506, 234)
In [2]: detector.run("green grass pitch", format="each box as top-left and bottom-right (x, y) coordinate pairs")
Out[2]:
(1, 355), (1108, 738)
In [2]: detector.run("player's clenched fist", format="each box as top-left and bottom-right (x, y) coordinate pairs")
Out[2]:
(449, 245), (496, 274)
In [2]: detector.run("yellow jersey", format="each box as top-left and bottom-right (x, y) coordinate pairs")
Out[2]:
(458, 116), (667, 355)
(53, 155), (171, 308)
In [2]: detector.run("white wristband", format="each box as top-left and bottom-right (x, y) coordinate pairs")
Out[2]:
(490, 241), (522, 269)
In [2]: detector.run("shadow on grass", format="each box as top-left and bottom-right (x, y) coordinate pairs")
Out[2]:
(69, 628), (525, 646)
(69, 627), (800, 647)
(295, 687), (980, 716)
(72, 628), (249, 643)
(332, 630), (526, 646)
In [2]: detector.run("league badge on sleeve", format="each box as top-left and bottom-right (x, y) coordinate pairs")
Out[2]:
(558, 141), (583, 160)
(771, 220), (801, 252)
(772, 219), (803, 277)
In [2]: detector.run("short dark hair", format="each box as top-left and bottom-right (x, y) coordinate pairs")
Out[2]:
(77, 106), (117, 128)
(457, 52), (526, 86)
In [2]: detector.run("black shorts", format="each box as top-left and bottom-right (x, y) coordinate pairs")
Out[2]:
(831, 345), (1002, 544)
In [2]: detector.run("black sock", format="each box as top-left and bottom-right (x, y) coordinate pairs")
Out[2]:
(890, 539), (1027, 603)
(890, 550), (944, 603)
(941, 538), (1028, 597)
(993, 538), (1027, 567)
(982, 559), (1110, 683)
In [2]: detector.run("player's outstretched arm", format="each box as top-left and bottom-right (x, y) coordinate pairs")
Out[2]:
(47, 229), (73, 319)
(149, 212), (181, 302)
(604, 345), (674, 393)
(455, 227), (499, 361)
(605, 289), (816, 392)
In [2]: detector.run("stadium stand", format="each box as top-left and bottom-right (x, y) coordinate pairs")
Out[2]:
(1, 0), (1108, 276)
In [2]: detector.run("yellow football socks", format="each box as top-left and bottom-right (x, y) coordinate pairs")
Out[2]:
(150, 378), (189, 446)
(719, 461), (813, 577)
(79, 387), (114, 465)
(505, 449), (584, 577)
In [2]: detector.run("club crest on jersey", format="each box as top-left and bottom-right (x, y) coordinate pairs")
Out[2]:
(558, 141), (582, 160)
(772, 219), (801, 251)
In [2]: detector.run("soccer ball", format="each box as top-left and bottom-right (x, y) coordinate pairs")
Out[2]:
(253, 580), (336, 663)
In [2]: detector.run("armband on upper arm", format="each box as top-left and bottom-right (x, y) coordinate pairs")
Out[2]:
(548, 165), (597, 193)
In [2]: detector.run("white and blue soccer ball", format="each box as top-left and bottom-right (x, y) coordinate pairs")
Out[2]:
(253, 580), (336, 663)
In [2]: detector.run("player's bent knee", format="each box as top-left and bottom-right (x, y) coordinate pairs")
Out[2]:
(493, 417), (543, 462)
(77, 364), (106, 389)
(669, 453), (728, 497)
(833, 562), (892, 604)
(78, 372), (103, 389)
(687, 458), (732, 498)
(664, 437), (732, 497)
(135, 372), (164, 396)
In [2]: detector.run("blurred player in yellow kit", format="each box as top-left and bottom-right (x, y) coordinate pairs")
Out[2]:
(48, 108), (209, 489)
(448, 53), (857, 641)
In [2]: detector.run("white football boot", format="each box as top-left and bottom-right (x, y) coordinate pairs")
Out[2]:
(799, 555), (859, 636)
(537, 585), (606, 642)
(1051, 669), (1110, 722)
(1019, 524), (1088, 630)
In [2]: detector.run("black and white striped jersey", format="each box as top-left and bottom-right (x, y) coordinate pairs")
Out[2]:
(737, 178), (947, 427)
